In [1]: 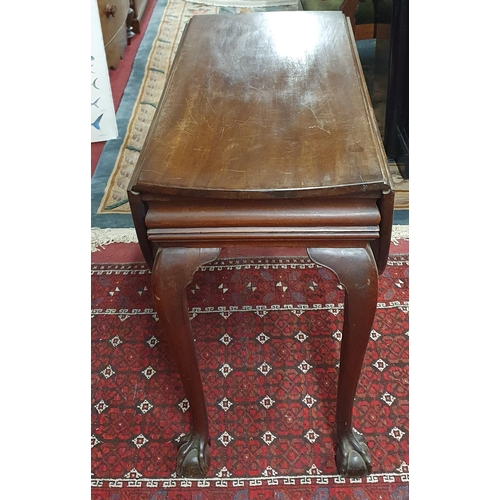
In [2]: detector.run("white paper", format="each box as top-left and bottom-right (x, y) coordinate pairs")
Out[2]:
(91, 0), (118, 143)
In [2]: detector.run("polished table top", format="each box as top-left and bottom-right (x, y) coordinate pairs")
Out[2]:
(131, 11), (392, 199)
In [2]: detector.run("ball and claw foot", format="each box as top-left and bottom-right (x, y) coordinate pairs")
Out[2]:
(176, 432), (210, 478)
(336, 431), (372, 478)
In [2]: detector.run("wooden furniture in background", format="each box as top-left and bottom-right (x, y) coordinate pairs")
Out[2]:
(384, 0), (408, 177)
(130, 0), (150, 34)
(339, 0), (360, 31)
(97, 0), (129, 69)
(300, 0), (376, 39)
(128, 11), (394, 479)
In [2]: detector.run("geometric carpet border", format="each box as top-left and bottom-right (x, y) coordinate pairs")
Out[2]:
(92, 471), (409, 488)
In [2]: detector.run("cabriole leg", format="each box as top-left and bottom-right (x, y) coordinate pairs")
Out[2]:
(307, 245), (378, 477)
(151, 247), (220, 477)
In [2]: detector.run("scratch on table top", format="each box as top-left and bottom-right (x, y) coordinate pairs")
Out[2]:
(303, 104), (331, 134)
(205, 97), (217, 117)
(236, 117), (251, 128)
(175, 121), (193, 136)
(247, 85), (266, 94)
(308, 125), (331, 135)
(185, 98), (198, 126)
(198, 113), (214, 132)
(145, 169), (166, 176)
(224, 168), (247, 182)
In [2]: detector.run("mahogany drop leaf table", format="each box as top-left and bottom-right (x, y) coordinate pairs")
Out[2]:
(128, 11), (394, 479)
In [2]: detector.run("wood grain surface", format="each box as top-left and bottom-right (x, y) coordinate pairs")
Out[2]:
(131, 12), (392, 199)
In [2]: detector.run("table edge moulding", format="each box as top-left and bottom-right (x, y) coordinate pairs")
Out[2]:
(127, 11), (395, 479)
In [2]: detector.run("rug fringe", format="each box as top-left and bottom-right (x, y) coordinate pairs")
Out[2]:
(391, 225), (409, 244)
(92, 226), (409, 252)
(92, 228), (139, 252)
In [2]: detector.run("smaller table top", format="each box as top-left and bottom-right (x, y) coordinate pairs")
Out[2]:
(130, 11), (393, 199)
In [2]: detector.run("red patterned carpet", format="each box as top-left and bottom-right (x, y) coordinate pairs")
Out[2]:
(91, 254), (409, 499)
